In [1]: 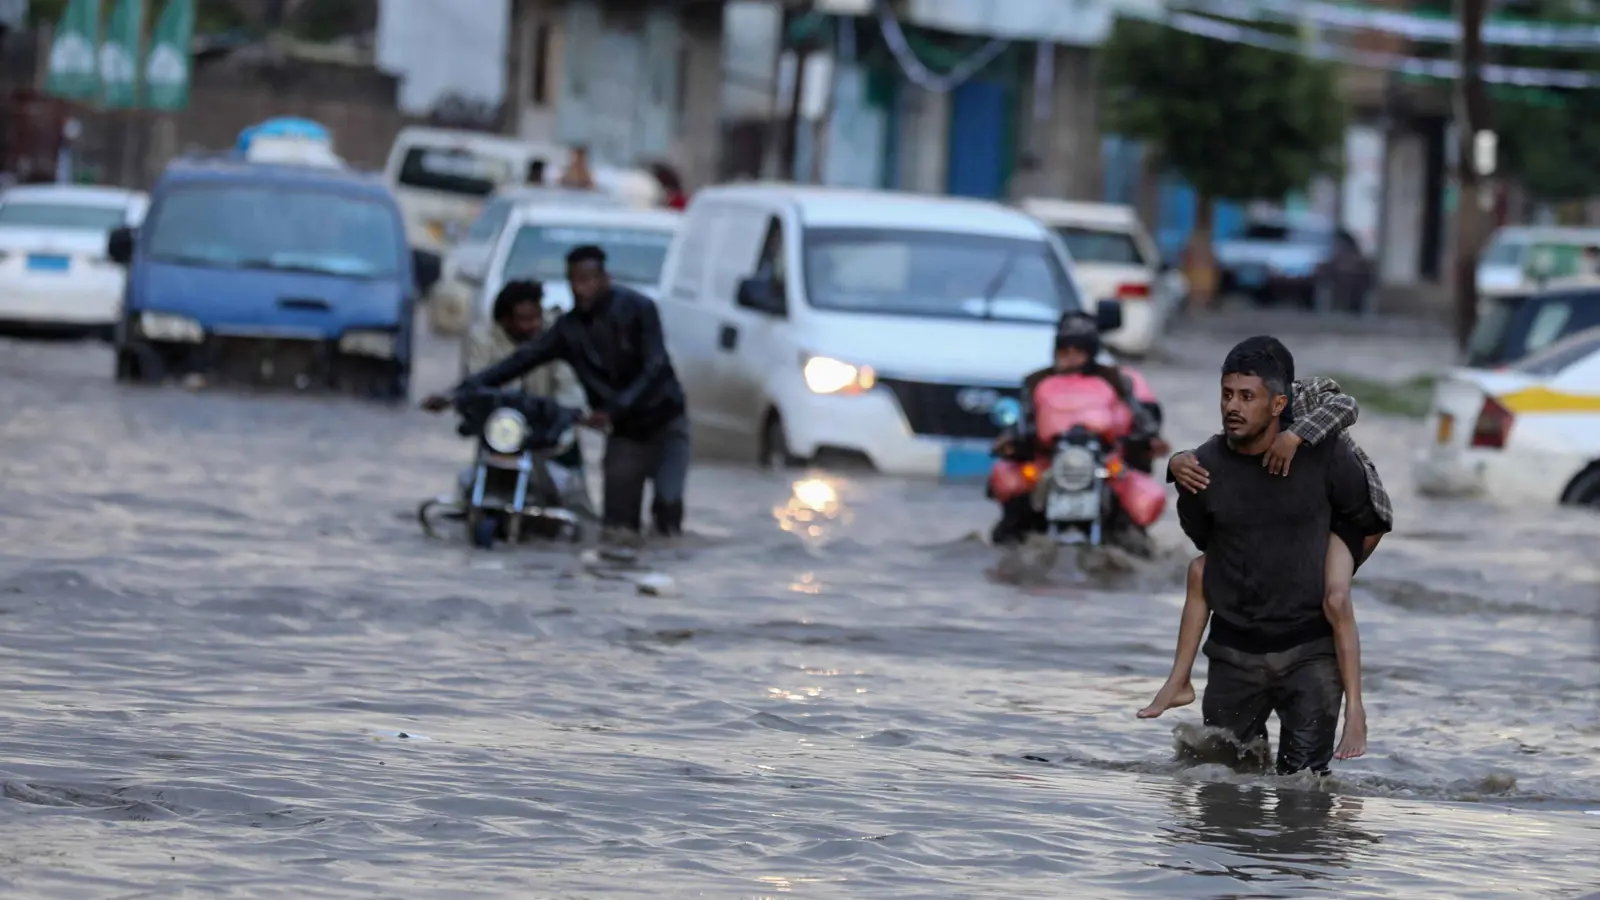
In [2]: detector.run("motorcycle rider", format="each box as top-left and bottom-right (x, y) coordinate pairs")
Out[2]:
(990, 311), (1166, 545)
(424, 244), (690, 539)
(457, 279), (591, 514)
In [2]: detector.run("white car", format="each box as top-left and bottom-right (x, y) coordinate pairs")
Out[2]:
(427, 185), (634, 336)
(1476, 225), (1600, 299)
(655, 183), (1119, 479)
(460, 204), (681, 377)
(0, 184), (149, 335)
(1415, 325), (1600, 508)
(1018, 197), (1184, 357)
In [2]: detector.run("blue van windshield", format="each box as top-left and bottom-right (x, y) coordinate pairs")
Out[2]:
(145, 184), (402, 277)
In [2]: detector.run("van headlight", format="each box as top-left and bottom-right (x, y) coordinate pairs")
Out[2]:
(483, 408), (529, 454)
(138, 311), (204, 343)
(339, 329), (397, 359)
(802, 355), (876, 395)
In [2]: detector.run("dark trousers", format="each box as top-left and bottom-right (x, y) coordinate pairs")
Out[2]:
(602, 415), (690, 535)
(1201, 636), (1343, 776)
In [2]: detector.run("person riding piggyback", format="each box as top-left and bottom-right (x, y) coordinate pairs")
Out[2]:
(988, 312), (1168, 545)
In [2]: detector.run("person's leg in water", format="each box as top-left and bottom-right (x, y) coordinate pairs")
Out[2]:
(647, 417), (691, 536)
(1139, 555), (1208, 718)
(1324, 530), (1383, 760)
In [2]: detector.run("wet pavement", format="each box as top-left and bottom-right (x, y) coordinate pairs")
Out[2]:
(0, 311), (1597, 899)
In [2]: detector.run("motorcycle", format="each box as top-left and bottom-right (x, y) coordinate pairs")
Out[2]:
(987, 371), (1167, 554)
(417, 386), (587, 549)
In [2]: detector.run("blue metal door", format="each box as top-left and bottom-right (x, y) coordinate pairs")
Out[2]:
(946, 80), (1007, 199)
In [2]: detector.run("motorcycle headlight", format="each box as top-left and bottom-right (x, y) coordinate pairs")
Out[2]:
(339, 329), (397, 359)
(802, 354), (876, 395)
(138, 311), (204, 343)
(483, 408), (529, 454)
(1052, 445), (1097, 491)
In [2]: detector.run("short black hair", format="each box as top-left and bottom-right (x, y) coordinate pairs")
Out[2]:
(1235, 335), (1295, 385)
(566, 244), (606, 268)
(1221, 345), (1288, 398)
(492, 279), (544, 323)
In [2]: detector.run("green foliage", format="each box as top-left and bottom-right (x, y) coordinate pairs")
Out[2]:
(1098, 15), (1347, 204)
(28, 0), (250, 36)
(1485, 2), (1600, 201)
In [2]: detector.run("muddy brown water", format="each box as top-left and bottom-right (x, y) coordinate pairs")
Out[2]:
(1, 317), (1596, 898)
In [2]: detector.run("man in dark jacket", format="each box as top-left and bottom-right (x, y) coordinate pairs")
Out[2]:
(424, 245), (690, 537)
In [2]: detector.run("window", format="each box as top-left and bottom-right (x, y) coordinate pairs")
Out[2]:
(530, 21), (552, 105)
(1512, 325), (1600, 377)
(1053, 227), (1146, 266)
(0, 202), (128, 231)
(396, 147), (515, 197)
(1481, 236), (1524, 266)
(1524, 302), (1573, 353)
(757, 216), (785, 286)
(800, 228), (1077, 323)
(503, 224), (674, 286)
(465, 199), (512, 244)
(145, 185), (402, 277)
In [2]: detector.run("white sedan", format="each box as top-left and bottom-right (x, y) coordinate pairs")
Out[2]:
(1019, 197), (1185, 357)
(1415, 325), (1600, 508)
(459, 204), (681, 377)
(0, 184), (149, 336)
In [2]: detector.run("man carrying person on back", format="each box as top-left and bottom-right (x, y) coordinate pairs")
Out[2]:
(1172, 339), (1374, 775)
(424, 245), (690, 539)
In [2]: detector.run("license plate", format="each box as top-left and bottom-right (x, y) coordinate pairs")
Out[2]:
(1046, 489), (1100, 522)
(1436, 413), (1455, 445)
(941, 445), (993, 480)
(26, 254), (70, 272)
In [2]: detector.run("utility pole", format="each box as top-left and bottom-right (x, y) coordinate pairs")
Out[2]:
(1452, 0), (1490, 348)
(779, 8), (813, 182)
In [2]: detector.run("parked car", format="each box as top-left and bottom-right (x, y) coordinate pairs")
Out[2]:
(460, 204), (681, 377)
(1415, 325), (1600, 507)
(1017, 197), (1185, 357)
(1476, 225), (1600, 299)
(0, 184), (148, 337)
(108, 156), (440, 401)
(427, 184), (633, 337)
(654, 183), (1120, 479)
(1215, 213), (1370, 307)
(1463, 287), (1600, 370)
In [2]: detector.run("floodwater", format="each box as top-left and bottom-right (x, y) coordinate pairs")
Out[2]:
(1, 313), (1597, 899)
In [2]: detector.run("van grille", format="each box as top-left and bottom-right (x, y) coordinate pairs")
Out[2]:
(879, 378), (1019, 439)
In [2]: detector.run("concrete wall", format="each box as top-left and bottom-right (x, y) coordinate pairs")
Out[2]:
(1011, 44), (1098, 202)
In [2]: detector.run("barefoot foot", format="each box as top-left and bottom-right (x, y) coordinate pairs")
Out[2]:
(1335, 708), (1367, 760)
(1138, 680), (1195, 718)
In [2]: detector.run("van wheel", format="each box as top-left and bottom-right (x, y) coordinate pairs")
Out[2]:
(1561, 465), (1600, 509)
(760, 412), (798, 470)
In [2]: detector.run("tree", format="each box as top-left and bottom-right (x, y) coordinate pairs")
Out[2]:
(1488, 1), (1600, 203)
(1098, 15), (1346, 306)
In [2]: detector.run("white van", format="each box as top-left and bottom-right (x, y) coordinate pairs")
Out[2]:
(656, 184), (1117, 479)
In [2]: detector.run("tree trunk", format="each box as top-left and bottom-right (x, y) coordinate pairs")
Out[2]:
(1183, 193), (1219, 310)
(1452, 0), (1490, 348)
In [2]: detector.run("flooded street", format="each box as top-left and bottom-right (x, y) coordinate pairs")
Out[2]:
(1, 313), (1597, 899)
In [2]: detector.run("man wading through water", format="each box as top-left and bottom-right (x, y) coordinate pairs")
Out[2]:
(1166, 340), (1375, 775)
(425, 245), (690, 539)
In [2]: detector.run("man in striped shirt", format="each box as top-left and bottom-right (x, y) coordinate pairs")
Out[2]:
(1138, 336), (1392, 765)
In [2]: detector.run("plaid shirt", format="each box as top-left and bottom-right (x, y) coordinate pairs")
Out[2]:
(1288, 376), (1393, 528)
(1167, 376), (1394, 529)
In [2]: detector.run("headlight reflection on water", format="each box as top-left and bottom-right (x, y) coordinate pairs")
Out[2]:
(773, 477), (851, 542)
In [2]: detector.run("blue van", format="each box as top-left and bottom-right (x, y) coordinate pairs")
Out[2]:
(108, 156), (441, 401)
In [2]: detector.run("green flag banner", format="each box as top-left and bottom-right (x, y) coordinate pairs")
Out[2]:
(101, 0), (144, 108)
(44, 0), (102, 101)
(144, 0), (194, 111)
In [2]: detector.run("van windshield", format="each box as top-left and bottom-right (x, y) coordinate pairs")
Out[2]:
(145, 184), (402, 277)
(396, 147), (516, 197)
(801, 228), (1077, 323)
(1480, 237), (1525, 267)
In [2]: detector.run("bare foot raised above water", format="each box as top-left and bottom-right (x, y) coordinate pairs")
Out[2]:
(1137, 679), (1195, 718)
(1335, 707), (1368, 759)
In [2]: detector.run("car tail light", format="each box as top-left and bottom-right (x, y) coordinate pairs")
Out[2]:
(1470, 396), (1514, 449)
(1115, 283), (1150, 300)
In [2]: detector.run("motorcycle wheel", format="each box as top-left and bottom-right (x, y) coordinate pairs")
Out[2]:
(469, 511), (498, 549)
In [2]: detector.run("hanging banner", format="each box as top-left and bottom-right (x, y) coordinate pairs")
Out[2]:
(144, 0), (195, 111)
(101, 0), (144, 109)
(45, 0), (102, 101)
(1176, 0), (1600, 50)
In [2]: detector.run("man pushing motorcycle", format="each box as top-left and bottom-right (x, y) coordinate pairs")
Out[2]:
(989, 311), (1168, 545)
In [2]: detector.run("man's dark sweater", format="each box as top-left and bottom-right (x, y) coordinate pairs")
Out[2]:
(1176, 433), (1371, 654)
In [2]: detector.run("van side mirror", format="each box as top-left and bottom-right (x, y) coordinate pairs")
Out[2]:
(107, 226), (134, 266)
(1095, 298), (1123, 333)
(412, 248), (443, 296)
(736, 275), (785, 315)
